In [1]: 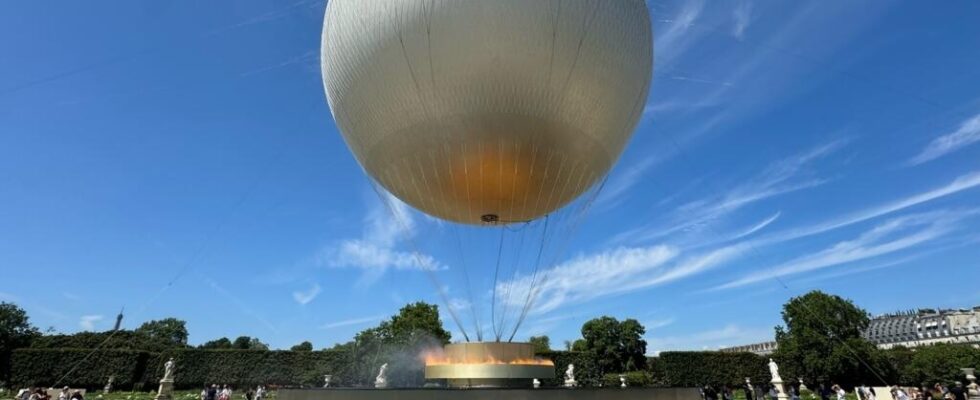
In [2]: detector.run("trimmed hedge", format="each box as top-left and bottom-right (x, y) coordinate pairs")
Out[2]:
(657, 351), (769, 387)
(10, 349), (152, 389)
(31, 331), (175, 354)
(538, 351), (602, 387)
(10, 349), (350, 390)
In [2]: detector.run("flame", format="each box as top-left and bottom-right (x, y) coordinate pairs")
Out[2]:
(423, 353), (554, 366)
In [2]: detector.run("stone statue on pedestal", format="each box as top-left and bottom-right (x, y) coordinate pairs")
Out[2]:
(533, 379), (541, 389)
(964, 370), (979, 400)
(323, 375), (332, 388)
(564, 364), (577, 388)
(768, 359), (789, 400)
(154, 358), (176, 400)
(768, 359), (782, 382)
(374, 363), (388, 389)
(163, 358), (175, 381)
(620, 374), (627, 388)
(104, 376), (115, 394)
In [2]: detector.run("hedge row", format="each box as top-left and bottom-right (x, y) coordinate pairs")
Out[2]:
(10, 349), (152, 389)
(10, 348), (773, 389)
(9, 349), (351, 390)
(656, 351), (769, 387)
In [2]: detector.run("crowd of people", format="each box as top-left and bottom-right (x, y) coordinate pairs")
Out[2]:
(16, 387), (84, 400)
(698, 381), (972, 400)
(198, 384), (266, 400)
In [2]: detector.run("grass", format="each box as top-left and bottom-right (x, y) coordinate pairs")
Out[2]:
(0, 390), (278, 400)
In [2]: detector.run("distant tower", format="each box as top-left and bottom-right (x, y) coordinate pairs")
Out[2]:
(113, 307), (124, 331)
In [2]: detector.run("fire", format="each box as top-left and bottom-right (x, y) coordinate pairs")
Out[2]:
(423, 353), (554, 366)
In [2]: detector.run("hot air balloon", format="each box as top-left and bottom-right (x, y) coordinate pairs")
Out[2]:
(321, 0), (653, 225)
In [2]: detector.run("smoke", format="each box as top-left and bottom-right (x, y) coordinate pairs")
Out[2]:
(345, 331), (447, 388)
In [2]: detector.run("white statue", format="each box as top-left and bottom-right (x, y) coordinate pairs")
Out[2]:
(374, 363), (388, 389)
(768, 358), (781, 382)
(564, 364), (577, 388)
(323, 375), (332, 388)
(533, 379), (541, 389)
(966, 373), (979, 400)
(104, 376), (115, 394)
(163, 358), (176, 381)
(620, 374), (627, 388)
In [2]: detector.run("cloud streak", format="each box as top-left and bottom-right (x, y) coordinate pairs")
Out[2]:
(909, 112), (980, 165)
(319, 190), (444, 283)
(319, 315), (383, 330)
(713, 210), (966, 290)
(79, 315), (104, 331)
(293, 283), (321, 305)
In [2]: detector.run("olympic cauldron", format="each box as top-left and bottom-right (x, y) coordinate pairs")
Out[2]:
(424, 342), (554, 388)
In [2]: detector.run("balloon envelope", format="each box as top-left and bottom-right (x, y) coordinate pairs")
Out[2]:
(321, 1), (653, 224)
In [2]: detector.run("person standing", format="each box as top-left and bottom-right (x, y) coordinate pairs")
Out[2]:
(950, 382), (967, 400)
(833, 384), (846, 400)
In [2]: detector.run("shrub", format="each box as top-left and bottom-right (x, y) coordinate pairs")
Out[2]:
(602, 371), (655, 387)
(10, 349), (151, 389)
(657, 351), (769, 387)
(537, 351), (601, 387)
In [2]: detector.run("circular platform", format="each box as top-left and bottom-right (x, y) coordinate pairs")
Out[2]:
(424, 342), (554, 388)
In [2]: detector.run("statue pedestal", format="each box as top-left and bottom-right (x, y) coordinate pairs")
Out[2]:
(771, 379), (790, 400)
(155, 379), (174, 400)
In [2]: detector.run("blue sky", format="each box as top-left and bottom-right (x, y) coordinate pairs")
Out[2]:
(2, 1), (980, 353)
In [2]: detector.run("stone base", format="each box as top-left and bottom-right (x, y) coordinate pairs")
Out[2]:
(155, 380), (174, 400)
(280, 388), (701, 400)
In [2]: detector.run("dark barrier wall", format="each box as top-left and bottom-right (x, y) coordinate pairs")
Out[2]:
(280, 388), (702, 400)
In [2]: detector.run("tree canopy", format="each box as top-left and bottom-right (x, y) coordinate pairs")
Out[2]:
(290, 341), (313, 351)
(773, 290), (889, 387)
(579, 316), (647, 374)
(199, 337), (233, 349)
(1, 302), (41, 380)
(136, 318), (189, 347)
(529, 335), (551, 353)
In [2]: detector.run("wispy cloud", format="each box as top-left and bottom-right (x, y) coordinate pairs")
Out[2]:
(79, 315), (104, 331)
(732, 1), (753, 40)
(762, 170), (980, 244)
(645, 318), (676, 330)
(318, 190), (444, 283)
(652, 0), (706, 71)
(729, 211), (781, 241)
(713, 210), (968, 290)
(647, 324), (771, 353)
(292, 283), (321, 305)
(239, 50), (318, 77)
(597, 157), (660, 208)
(499, 245), (679, 314)
(319, 315), (383, 330)
(909, 112), (980, 165)
(615, 140), (844, 244)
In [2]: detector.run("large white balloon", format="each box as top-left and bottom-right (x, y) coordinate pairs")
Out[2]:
(322, 1), (653, 224)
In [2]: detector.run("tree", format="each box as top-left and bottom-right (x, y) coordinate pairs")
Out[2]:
(773, 291), (888, 387)
(376, 302), (451, 345)
(901, 344), (980, 386)
(341, 302), (451, 386)
(199, 337), (233, 349)
(136, 318), (188, 347)
(579, 316), (647, 374)
(248, 337), (269, 350)
(1, 302), (41, 380)
(291, 341), (314, 351)
(529, 336), (551, 353)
